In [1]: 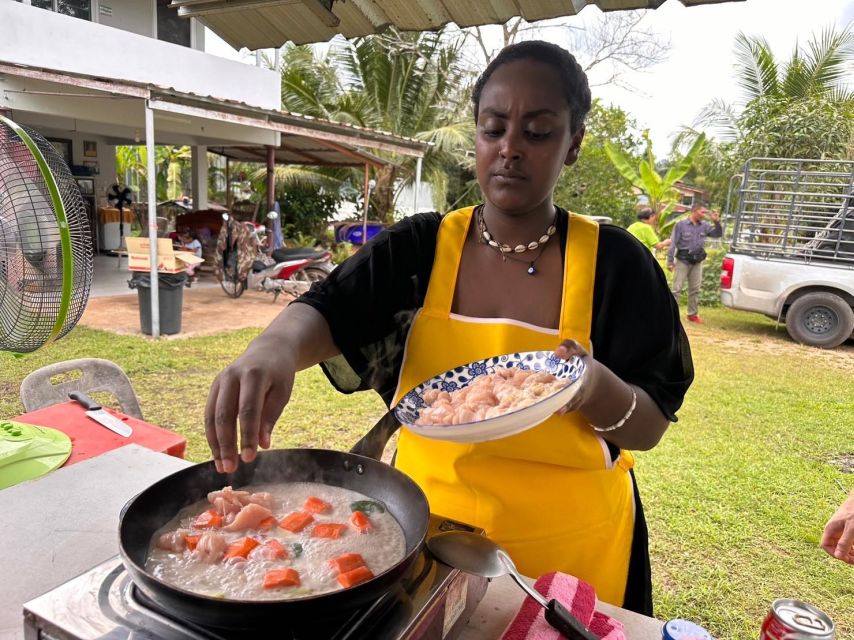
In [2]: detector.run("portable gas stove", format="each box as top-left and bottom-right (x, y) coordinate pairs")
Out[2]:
(23, 515), (488, 640)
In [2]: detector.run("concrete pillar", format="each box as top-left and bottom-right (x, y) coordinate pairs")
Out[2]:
(266, 145), (275, 214)
(191, 145), (208, 210)
(145, 103), (160, 338)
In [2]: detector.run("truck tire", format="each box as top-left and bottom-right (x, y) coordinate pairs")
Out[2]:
(785, 292), (854, 348)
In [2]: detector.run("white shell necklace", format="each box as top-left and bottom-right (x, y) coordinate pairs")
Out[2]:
(477, 205), (557, 275)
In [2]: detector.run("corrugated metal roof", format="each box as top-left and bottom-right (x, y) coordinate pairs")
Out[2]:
(0, 62), (427, 159)
(209, 134), (390, 167)
(173, 0), (744, 50)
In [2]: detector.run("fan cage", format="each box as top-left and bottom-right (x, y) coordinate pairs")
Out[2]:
(0, 120), (93, 353)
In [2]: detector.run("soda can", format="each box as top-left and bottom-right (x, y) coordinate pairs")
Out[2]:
(662, 618), (713, 639)
(761, 599), (835, 639)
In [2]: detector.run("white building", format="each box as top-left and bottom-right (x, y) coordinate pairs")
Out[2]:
(1, 0), (425, 334)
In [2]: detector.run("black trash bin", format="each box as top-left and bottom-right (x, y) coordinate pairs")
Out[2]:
(128, 272), (187, 335)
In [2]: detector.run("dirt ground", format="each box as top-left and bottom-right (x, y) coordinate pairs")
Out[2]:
(79, 283), (293, 338)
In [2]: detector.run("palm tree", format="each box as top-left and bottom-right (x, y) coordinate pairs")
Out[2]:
(696, 26), (854, 159)
(114, 145), (192, 201)
(279, 31), (474, 222)
(605, 132), (706, 236)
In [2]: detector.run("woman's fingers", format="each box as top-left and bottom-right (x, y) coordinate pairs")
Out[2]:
(213, 372), (241, 473)
(553, 340), (592, 415)
(554, 339), (587, 360)
(259, 378), (292, 449)
(236, 367), (268, 463)
(205, 352), (296, 473)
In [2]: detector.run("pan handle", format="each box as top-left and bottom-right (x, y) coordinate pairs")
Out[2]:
(350, 410), (401, 461)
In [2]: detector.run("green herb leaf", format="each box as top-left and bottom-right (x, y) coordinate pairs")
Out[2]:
(349, 500), (386, 514)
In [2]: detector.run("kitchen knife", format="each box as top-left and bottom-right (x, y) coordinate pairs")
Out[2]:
(69, 392), (133, 438)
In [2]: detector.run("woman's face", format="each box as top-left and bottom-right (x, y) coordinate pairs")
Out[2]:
(475, 58), (583, 215)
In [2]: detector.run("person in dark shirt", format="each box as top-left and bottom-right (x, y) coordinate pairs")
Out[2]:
(666, 203), (722, 323)
(204, 40), (693, 615)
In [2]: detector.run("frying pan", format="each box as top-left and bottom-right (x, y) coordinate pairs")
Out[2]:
(118, 448), (429, 629)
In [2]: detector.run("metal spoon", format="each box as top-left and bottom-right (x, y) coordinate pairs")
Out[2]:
(427, 531), (598, 640)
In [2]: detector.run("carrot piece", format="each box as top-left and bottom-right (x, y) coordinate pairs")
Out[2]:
(337, 565), (374, 588)
(261, 539), (288, 559)
(257, 516), (277, 532)
(279, 511), (314, 533)
(193, 509), (223, 529)
(303, 496), (332, 514)
(329, 553), (365, 575)
(311, 523), (347, 539)
(184, 534), (200, 551)
(263, 568), (301, 589)
(224, 537), (260, 559)
(349, 510), (372, 533)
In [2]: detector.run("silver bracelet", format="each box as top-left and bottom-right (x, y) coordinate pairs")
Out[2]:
(590, 388), (637, 433)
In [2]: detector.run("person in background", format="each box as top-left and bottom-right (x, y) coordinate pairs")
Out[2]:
(179, 229), (202, 282)
(627, 207), (672, 252)
(666, 203), (722, 324)
(822, 488), (854, 564)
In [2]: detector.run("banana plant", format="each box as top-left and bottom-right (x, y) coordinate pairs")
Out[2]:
(605, 132), (706, 236)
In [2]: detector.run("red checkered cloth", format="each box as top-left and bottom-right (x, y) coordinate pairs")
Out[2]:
(501, 572), (625, 640)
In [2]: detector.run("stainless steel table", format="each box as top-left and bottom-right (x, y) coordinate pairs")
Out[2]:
(0, 445), (192, 640)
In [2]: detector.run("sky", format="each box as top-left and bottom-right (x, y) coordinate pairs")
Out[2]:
(205, 0), (854, 156)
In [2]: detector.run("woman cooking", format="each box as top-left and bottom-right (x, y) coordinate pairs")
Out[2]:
(204, 41), (693, 615)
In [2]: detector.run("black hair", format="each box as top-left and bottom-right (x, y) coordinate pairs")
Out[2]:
(471, 40), (592, 135)
(637, 207), (654, 220)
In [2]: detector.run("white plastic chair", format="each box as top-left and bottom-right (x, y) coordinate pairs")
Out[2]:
(19, 358), (143, 419)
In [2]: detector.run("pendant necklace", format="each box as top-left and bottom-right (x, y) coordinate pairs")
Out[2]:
(477, 205), (556, 276)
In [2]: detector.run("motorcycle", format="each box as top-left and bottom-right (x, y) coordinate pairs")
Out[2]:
(217, 212), (334, 301)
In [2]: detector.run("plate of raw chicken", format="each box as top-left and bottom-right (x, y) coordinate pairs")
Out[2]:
(393, 351), (586, 443)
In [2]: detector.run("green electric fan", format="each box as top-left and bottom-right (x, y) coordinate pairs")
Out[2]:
(0, 115), (93, 353)
(0, 115), (95, 487)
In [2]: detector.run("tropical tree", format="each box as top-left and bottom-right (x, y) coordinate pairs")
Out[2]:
(694, 26), (854, 161)
(114, 145), (192, 201)
(554, 100), (642, 227)
(278, 30), (474, 222)
(605, 132), (706, 236)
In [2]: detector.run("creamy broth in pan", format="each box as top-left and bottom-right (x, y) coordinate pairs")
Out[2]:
(146, 482), (406, 600)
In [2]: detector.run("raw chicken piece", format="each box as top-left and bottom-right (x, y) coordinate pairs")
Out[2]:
(246, 492), (272, 509)
(208, 486), (251, 516)
(194, 532), (227, 563)
(157, 528), (190, 552)
(223, 502), (273, 532)
(415, 366), (567, 426)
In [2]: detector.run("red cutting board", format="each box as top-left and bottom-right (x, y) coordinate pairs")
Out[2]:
(11, 401), (187, 466)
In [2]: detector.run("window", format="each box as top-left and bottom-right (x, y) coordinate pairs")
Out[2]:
(157, 0), (191, 47)
(681, 194), (694, 207)
(16, 0), (90, 20)
(57, 0), (90, 19)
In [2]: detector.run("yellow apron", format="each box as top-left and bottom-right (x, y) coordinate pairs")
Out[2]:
(393, 206), (636, 606)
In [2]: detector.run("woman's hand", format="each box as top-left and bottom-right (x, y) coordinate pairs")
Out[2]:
(205, 340), (296, 474)
(551, 340), (669, 450)
(821, 490), (854, 564)
(554, 340), (599, 415)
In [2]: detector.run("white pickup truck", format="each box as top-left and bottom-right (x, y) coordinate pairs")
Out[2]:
(720, 158), (854, 348)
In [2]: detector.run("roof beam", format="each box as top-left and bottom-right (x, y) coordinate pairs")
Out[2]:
(311, 138), (385, 168)
(302, 0), (339, 27)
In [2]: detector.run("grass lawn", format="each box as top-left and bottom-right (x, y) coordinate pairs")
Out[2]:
(1, 307), (851, 638)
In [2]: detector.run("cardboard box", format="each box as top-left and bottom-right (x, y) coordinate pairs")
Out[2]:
(125, 237), (204, 274)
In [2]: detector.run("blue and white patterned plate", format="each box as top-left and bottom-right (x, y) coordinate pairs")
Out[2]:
(393, 351), (586, 443)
